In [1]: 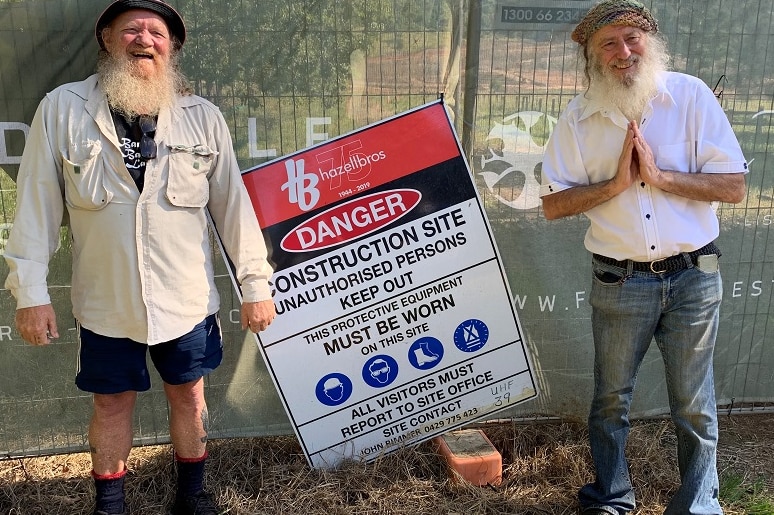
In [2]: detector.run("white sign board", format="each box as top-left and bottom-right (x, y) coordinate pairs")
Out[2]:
(238, 100), (538, 467)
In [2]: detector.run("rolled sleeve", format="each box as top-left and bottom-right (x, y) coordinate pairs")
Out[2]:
(701, 159), (748, 174)
(540, 179), (574, 197)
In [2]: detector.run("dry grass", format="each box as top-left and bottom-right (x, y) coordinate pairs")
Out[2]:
(2, 414), (773, 514)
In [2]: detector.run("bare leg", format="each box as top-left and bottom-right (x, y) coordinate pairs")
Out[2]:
(164, 378), (208, 458)
(89, 392), (137, 474)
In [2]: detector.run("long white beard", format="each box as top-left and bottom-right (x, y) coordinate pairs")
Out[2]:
(97, 55), (178, 119)
(588, 37), (669, 121)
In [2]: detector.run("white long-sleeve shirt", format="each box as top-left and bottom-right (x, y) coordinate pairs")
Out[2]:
(540, 71), (748, 261)
(4, 74), (273, 344)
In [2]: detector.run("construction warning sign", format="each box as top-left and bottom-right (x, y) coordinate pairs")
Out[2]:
(238, 100), (538, 468)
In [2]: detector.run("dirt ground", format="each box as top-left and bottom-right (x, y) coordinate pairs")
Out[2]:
(2, 413), (773, 514)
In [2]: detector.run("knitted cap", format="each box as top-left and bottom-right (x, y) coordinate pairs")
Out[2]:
(571, 0), (658, 46)
(95, 0), (186, 49)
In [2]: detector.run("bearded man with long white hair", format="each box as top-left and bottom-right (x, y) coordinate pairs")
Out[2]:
(4, 1), (276, 513)
(540, 1), (748, 514)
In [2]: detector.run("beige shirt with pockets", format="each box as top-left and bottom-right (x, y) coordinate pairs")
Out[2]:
(5, 74), (273, 344)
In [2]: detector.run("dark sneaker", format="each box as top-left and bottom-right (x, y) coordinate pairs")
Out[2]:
(170, 490), (221, 515)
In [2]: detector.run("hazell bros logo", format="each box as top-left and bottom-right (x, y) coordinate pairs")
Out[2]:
(280, 189), (422, 252)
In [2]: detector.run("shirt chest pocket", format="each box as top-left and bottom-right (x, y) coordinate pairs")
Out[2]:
(166, 144), (218, 208)
(62, 141), (114, 211)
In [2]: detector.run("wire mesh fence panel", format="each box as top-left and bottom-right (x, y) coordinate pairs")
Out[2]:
(471, 0), (774, 420)
(0, 0), (772, 458)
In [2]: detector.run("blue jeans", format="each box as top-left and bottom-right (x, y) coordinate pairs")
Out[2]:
(579, 257), (723, 515)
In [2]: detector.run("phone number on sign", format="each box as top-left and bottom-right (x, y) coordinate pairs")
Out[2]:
(499, 6), (586, 24)
(421, 407), (479, 433)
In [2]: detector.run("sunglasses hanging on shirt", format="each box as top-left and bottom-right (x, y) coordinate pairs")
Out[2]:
(139, 115), (157, 160)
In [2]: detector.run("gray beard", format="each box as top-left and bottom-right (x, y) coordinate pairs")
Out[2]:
(587, 44), (668, 121)
(97, 55), (178, 119)
(595, 77), (655, 121)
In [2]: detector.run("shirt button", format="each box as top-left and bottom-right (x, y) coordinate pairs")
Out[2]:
(646, 214), (651, 219)
(641, 182), (646, 187)
(651, 245), (656, 250)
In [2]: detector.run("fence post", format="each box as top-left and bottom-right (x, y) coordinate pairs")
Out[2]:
(461, 0), (481, 161)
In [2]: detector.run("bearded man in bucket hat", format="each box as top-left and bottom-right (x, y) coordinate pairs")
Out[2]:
(3, 1), (276, 513)
(540, 1), (747, 514)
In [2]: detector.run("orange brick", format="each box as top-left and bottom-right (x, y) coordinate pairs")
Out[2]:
(433, 428), (502, 486)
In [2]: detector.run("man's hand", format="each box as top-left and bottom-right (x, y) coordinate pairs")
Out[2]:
(16, 304), (59, 345)
(611, 121), (640, 193)
(630, 120), (662, 186)
(631, 120), (746, 203)
(542, 121), (639, 220)
(241, 299), (277, 333)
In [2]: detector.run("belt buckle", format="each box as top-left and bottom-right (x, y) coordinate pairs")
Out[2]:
(649, 257), (668, 273)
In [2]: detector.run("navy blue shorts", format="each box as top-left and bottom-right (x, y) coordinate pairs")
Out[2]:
(75, 314), (223, 394)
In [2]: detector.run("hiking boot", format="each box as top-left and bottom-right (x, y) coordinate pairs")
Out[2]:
(170, 490), (221, 515)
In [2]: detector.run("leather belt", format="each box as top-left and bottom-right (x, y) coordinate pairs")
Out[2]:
(593, 242), (720, 274)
